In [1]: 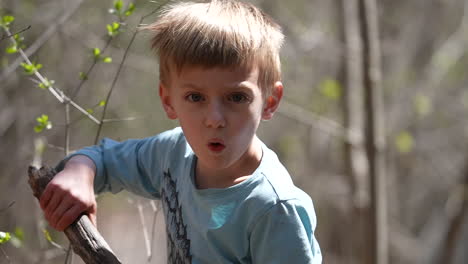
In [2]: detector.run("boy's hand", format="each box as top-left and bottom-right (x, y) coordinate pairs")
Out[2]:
(39, 155), (97, 231)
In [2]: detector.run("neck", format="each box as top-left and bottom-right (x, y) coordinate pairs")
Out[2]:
(195, 137), (263, 189)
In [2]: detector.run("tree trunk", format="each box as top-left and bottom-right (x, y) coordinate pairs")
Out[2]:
(359, 0), (388, 264)
(341, 0), (372, 263)
(440, 154), (468, 264)
(27, 166), (122, 264)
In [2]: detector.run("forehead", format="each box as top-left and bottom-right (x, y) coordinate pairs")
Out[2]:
(169, 64), (260, 91)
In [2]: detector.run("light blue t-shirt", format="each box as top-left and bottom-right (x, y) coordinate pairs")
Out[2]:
(64, 127), (322, 263)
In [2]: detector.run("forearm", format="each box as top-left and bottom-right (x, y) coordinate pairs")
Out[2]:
(65, 155), (96, 180)
(40, 155), (98, 231)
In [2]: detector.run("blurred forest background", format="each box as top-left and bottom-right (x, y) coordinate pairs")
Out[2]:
(1, 0), (468, 263)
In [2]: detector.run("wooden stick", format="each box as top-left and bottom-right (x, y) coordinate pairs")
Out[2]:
(28, 166), (122, 264)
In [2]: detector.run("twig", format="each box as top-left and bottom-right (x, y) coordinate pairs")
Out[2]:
(0, 201), (15, 214)
(389, 0), (468, 133)
(47, 144), (65, 152)
(148, 201), (160, 262)
(278, 100), (351, 139)
(70, 38), (112, 99)
(1, 26), (102, 124)
(102, 116), (145, 123)
(0, 25), (31, 41)
(47, 237), (67, 252)
(137, 200), (152, 260)
(64, 244), (73, 264)
(65, 103), (71, 156)
(93, 29), (137, 143)
(94, 0), (169, 144)
(0, 0), (84, 82)
(0, 246), (11, 263)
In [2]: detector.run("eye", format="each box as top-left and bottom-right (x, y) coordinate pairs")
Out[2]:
(228, 93), (249, 103)
(186, 93), (204, 102)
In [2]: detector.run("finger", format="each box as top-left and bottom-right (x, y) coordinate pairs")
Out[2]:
(39, 185), (54, 210)
(88, 204), (97, 227)
(44, 190), (63, 218)
(56, 205), (84, 231)
(49, 201), (73, 229)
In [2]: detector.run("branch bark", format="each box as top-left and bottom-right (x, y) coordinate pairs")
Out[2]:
(440, 154), (468, 264)
(359, 0), (388, 263)
(27, 166), (121, 264)
(341, 0), (372, 263)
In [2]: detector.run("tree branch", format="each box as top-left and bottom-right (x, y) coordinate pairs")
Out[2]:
(28, 166), (121, 264)
(94, 0), (169, 144)
(0, 0), (84, 82)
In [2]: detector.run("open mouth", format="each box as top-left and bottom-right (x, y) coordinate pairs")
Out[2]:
(208, 142), (225, 152)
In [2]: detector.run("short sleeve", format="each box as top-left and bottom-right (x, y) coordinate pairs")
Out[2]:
(55, 128), (182, 199)
(250, 199), (322, 264)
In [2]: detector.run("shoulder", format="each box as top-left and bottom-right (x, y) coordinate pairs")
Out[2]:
(148, 126), (185, 145)
(132, 126), (188, 155)
(244, 143), (316, 227)
(253, 143), (312, 203)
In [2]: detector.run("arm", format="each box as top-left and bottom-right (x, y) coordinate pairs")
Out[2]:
(250, 200), (322, 264)
(39, 128), (180, 231)
(40, 155), (97, 231)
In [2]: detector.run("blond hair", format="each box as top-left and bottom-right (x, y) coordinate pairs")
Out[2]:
(144, 0), (284, 95)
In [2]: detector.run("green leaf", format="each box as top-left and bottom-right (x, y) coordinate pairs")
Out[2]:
(86, 108), (94, 114)
(14, 227), (24, 242)
(1, 15), (15, 26)
(93, 48), (101, 59)
(319, 79), (342, 100)
(5, 34), (25, 53)
(395, 131), (414, 153)
(106, 24), (113, 35)
(114, 0), (123, 11)
(106, 22), (120, 37)
(99, 100), (106, 107)
(102, 57), (112, 63)
(34, 114), (52, 133)
(20, 62), (33, 74)
(413, 94), (432, 117)
(125, 3), (135, 16)
(6, 44), (18, 54)
(112, 22), (120, 30)
(79, 72), (88, 80)
(13, 34), (23, 42)
(38, 114), (48, 123)
(9, 227), (24, 248)
(20, 62), (42, 75)
(34, 125), (43, 133)
(0, 232), (11, 244)
(43, 229), (52, 242)
(38, 78), (54, 89)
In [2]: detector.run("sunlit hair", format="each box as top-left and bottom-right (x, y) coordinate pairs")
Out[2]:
(143, 0), (284, 95)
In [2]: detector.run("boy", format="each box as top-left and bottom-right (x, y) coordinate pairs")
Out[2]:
(39, 0), (322, 263)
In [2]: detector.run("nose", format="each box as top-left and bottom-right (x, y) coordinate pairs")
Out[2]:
(204, 101), (226, 128)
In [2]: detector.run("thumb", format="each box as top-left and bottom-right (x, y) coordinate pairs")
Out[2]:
(87, 203), (97, 227)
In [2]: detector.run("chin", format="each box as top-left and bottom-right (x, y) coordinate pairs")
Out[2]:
(198, 155), (234, 170)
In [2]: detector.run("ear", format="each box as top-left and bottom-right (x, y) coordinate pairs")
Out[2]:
(159, 83), (178, 120)
(262, 81), (283, 120)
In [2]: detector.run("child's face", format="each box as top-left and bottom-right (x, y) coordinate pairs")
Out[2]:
(159, 65), (282, 172)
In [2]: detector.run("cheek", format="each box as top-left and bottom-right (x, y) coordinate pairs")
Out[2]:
(233, 105), (262, 133)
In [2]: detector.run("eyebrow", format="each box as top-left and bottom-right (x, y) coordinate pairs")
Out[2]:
(180, 82), (256, 91)
(181, 83), (202, 90)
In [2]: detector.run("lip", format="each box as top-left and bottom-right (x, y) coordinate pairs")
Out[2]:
(207, 139), (226, 153)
